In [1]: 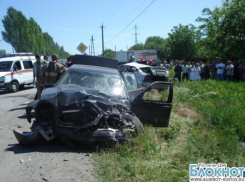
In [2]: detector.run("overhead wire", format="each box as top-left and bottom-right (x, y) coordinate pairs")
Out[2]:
(104, 0), (156, 45)
(104, 0), (128, 25)
(92, 0), (127, 50)
(106, 0), (148, 28)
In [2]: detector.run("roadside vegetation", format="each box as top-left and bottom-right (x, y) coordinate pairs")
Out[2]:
(94, 80), (245, 181)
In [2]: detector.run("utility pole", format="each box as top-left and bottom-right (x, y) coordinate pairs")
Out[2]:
(100, 23), (105, 57)
(132, 25), (140, 45)
(115, 46), (116, 59)
(90, 35), (95, 56)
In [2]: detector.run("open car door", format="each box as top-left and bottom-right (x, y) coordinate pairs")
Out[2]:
(130, 82), (173, 127)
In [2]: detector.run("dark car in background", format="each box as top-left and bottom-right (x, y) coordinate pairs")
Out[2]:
(14, 55), (173, 147)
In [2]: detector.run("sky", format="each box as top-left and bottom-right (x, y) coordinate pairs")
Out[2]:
(0, 0), (222, 56)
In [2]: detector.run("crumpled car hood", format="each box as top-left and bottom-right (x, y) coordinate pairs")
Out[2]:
(41, 85), (125, 108)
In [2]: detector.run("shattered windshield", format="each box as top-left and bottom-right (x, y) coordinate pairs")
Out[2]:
(0, 61), (13, 72)
(56, 70), (127, 98)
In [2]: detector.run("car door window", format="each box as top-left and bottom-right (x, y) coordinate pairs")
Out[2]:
(143, 84), (170, 102)
(23, 61), (33, 69)
(13, 61), (22, 71)
(123, 73), (137, 91)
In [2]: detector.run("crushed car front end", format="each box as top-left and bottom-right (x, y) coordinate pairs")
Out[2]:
(14, 65), (143, 146)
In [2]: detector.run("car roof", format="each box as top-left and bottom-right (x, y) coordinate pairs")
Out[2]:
(69, 64), (121, 76)
(122, 62), (152, 68)
(0, 56), (35, 62)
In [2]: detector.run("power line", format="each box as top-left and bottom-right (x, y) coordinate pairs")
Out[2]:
(107, 0), (148, 28)
(104, 0), (127, 25)
(105, 0), (155, 45)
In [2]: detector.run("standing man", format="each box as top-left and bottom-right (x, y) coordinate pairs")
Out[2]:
(44, 55), (49, 62)
(137, 56), (147, 65)
(226, 60), (234, 82)
(162, 61), (170, 69)
(174, 60), (182, 82)
(199, 61), (204, 80)
(65, 55), (74, 67)
(40, 53), (67, 89)
(203, 62), (211, 80)
(33, 54), (48, 100)
(216, 60), (225, 81)
(187, 62), (192, 80)
(182, 62), (189, 82)
(128, 55), (135, 63)
(210, 60), (217, 80)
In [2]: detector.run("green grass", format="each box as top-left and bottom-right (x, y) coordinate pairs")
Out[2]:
(93, 79), (245, 182)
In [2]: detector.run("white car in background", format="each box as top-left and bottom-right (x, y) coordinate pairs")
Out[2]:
(118, 62), (169, 87)
(0, 53), (36, 92)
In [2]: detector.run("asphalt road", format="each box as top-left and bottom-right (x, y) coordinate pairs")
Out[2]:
(0, 86), (95, 182)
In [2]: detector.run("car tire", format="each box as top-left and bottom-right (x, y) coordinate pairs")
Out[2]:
(9, 81), (19, 92)
(132, 116), (144, 133)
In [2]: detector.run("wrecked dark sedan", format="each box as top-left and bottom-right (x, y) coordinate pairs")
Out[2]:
(13, 55), (173, 147)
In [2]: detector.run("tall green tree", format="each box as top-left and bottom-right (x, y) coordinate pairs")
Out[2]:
(0, 50), (6, 57)
(196, 0), (245, 60)
(2, 7), (29, 52)
(128, 43), (144, 50)
(27, 18), (46, 54)
(1, 7), (70, 57)
(144, 36), (168, 59)
(104, 49), (115, 58)
(167, 24), (199, 61)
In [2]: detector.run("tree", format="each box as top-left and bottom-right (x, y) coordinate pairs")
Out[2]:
(0, 50), (6, 57)
(196, 0), (245, 60)
(2, 7), (29, 52)
(167, 24), (199, 61)
(144, 36), (168, 59)
(1, 7), (70, 57)
(104, 49), (115, 58)
(128, 43), (144, 50)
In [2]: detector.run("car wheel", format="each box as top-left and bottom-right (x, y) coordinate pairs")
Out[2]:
(132, 116), (144, 133)
(9, 81), (19, 92)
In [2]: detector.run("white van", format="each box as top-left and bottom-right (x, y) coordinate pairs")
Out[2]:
(0, 53), (36, 92)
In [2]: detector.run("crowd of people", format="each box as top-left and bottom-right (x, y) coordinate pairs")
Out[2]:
(170, 59), (245, 83)
(127, 55), (245, 83)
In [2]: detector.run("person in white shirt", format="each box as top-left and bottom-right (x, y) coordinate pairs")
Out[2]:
(216, 60), (225, 81)
(190, 63), (201, 81)
(226, 60), (234, 82)
(182, 62), (189, 82)
(188, 62), (194, 80)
